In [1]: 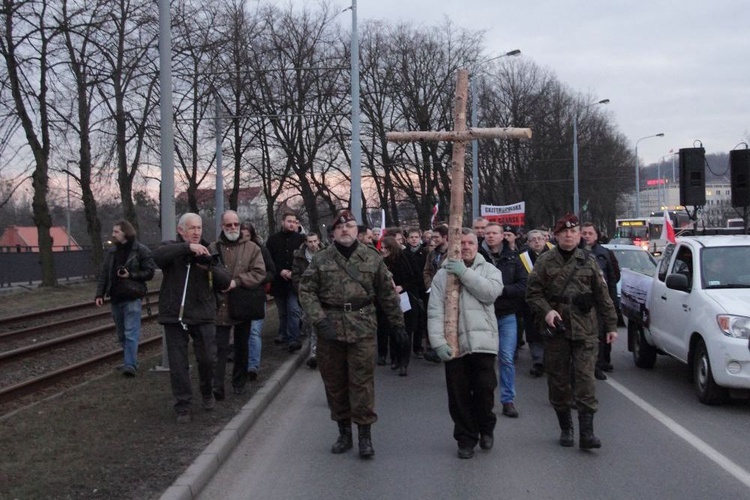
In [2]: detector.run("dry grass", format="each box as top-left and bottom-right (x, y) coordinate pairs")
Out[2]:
(0, 280), (291, 499)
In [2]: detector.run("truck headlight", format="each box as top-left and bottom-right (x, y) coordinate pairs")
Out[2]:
(716, 315), (750, 339)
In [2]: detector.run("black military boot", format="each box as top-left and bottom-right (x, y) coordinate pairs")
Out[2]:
(556, 410), (575, 447)
(578, 411), (602, 450)
(331, 420), (353, 454)
(358, 424), (375, 458)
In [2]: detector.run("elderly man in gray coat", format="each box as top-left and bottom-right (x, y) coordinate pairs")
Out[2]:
(428, 228), (504, 459)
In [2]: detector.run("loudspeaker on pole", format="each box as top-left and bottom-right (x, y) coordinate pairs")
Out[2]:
(679, 147), (706, 206)
(730, 149), (750, 208)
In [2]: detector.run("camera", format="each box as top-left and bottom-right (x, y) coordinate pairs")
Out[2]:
(192, 252), (221, 266)
(117, 266), (128, 277)
(542, 317), (566, 339)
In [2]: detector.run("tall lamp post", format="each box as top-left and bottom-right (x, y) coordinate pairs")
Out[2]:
(65, 160), (78, 250)
(573, 98), (609, 216)
(471, 49), (521, 220)
(634, 133), (665, 217)
(349, 0), (362, 222)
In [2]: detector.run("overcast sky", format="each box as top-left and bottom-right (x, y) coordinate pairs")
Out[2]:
(292, 0), (748, 169)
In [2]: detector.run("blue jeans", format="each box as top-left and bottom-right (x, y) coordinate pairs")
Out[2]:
(248, 303), (266, 371)
(111, 299), (142, 369)
(276, 292), (302, 345)
(497, 313), (518, 404)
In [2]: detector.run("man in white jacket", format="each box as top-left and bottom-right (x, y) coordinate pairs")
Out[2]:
(428, 228), (505, 459)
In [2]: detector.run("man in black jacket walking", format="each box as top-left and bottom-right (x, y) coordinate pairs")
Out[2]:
(581, 223), (620, 380)
(153, 213), (231, 423)
(95, 220), (155, 377)
(480, 222), (528, 418)
(266, 212), (306, 352)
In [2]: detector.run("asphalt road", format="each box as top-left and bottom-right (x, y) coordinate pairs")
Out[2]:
(198, 328), (750, 499)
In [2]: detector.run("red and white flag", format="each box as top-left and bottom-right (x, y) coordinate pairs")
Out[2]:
(430, 202), (439, 228)
(661, 211), (676, 243)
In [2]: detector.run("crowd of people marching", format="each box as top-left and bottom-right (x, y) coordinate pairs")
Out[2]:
(94, 209), (622, 458)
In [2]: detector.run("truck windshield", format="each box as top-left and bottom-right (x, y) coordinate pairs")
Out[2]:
(702, 247), (750, 288)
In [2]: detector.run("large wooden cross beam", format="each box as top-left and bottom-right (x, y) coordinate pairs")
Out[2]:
(386, 68), (532, 357)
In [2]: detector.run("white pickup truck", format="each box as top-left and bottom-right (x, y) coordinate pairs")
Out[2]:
(621, 235), (750, 404)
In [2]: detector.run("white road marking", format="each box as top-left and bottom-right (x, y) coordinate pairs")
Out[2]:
(607, 378), (750, 489)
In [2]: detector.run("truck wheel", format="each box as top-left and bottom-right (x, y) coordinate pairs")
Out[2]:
(693, 340), (728, 405)
(631, 322), (657, 368)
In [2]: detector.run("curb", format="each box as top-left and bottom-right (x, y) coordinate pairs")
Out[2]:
(159, 344), (310, 500)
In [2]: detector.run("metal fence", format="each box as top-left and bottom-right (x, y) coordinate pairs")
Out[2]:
(0, 248), (96, 287)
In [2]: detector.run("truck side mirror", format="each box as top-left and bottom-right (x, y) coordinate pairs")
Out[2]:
(666, 273), (690, 292)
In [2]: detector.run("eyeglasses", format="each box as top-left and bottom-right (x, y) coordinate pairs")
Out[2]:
(224, 222), (240, 228)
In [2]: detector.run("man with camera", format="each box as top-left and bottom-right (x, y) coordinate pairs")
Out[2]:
(95, 220), (155, 377)
(526, 214), (617, 450)
(153, 213), (232, 423)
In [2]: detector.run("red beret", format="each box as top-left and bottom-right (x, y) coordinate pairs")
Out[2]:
(332, 209), (356, 228)
(553, 213), (580, 233)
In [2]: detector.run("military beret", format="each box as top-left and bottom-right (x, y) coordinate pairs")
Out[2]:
(332, 209), (356, 228)
(502, 225), (517, 235)
(553, 213), (580, 233)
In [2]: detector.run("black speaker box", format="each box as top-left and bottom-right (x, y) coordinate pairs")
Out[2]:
(679, 147), (706, 206)
(730, 149), (750, 207)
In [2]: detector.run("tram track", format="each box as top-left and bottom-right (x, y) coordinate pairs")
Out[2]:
(0, 291), (162, 411)
(0, 335), (163, 406)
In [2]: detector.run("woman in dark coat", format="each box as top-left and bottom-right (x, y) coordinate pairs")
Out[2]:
(379, 236), (420, 376)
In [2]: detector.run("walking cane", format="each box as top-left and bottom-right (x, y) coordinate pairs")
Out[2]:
(178, 262), (191, 331)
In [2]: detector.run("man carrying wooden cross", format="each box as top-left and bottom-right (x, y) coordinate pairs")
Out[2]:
(387, 68), (532, 458)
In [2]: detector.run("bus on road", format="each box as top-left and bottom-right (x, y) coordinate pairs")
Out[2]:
(613, 212), (689, 255)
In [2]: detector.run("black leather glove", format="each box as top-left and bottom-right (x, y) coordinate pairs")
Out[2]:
(392, 326), (409, 348)
(315, 317), (337, 341)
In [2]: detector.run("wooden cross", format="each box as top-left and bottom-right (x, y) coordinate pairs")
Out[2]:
(386, 68), (532, 357)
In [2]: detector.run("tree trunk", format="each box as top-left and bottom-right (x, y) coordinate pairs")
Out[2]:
(442, 69), (470, 357)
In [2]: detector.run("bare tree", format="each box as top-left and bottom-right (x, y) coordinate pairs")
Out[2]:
(95, 0), (159, 231)
(171, 0), (224, 217)
(247, 3), (348, 235)
(0, 0), (60, 285)
(53, 0), (110, 269)
(356, 20), (482, 228)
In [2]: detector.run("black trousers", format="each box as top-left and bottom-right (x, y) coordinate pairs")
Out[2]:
(444, 353), (498, 447)
(215, 324), (251, 392)
(163, 323), (216, 414)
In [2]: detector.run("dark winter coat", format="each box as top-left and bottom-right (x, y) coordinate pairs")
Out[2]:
(480, 240), (528, 317)
(95, 240), (155, 302)
(153, 237), (232, 325)
(265, 229), (306, 297)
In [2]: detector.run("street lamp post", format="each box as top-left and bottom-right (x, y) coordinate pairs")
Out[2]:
(350, 0), (362, 222)
(573, 98), (609, 216)
(65, 160), (77, 250)
(634, 133), (665, 217)
(471, 49), (521, 220)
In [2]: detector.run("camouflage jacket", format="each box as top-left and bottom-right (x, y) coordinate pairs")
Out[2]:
(299, 242), (404, 343)
(526, 246), (617, 341)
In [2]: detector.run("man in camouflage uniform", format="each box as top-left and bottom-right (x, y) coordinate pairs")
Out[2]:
(299, 209), (406, 459)
(526, 214), (618, 450)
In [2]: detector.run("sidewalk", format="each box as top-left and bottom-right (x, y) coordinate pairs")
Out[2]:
(160, 344), (311, 500)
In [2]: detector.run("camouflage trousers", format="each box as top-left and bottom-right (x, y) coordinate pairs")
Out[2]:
(317, 337), (378, 425)
(544, 335), (598, 413)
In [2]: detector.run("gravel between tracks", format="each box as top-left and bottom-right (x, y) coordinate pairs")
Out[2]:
(0, 279), (295, 499)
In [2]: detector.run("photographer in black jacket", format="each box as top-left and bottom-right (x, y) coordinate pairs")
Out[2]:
(95, 220), (155, 377)
(153, 213), (231, 423)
